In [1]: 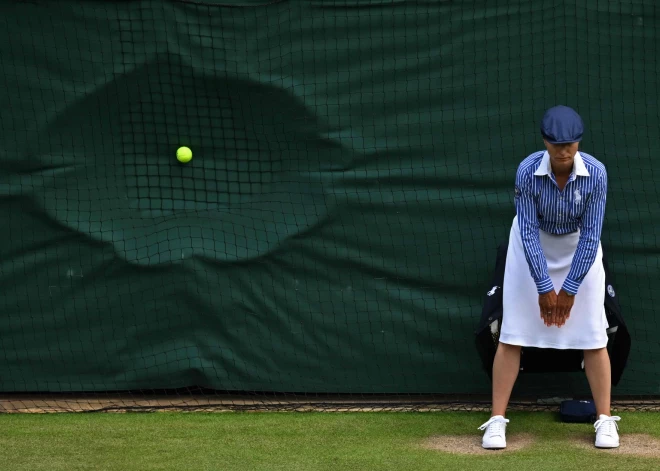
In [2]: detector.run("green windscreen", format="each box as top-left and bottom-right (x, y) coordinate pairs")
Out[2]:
(0, 0), (658, 399)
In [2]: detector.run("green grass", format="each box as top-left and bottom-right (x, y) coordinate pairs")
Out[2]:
(1, 411), (659, 470)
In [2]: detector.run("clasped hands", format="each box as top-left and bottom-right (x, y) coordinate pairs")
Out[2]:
(538, 290), (575, 327)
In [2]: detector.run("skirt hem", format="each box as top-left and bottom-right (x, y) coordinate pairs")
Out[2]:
(498, 334), (608, 350)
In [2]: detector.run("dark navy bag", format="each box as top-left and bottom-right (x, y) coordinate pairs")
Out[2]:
(560, 399), (597, 423)
(475, 242), (631, 385)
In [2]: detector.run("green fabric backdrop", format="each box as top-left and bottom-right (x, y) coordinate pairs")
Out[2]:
(0, 0), (658, 395)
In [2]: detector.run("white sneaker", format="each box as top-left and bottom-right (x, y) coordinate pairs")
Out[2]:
(594, 414), (621, 448)
(478, 415), (509, 449)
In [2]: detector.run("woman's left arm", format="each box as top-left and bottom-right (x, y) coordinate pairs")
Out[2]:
(561, 171), (608, 295)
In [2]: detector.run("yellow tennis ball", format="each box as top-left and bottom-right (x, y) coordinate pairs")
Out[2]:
(176, 146), (192, 163)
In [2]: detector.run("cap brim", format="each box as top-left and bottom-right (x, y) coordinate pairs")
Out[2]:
(542, 134), (582, 145)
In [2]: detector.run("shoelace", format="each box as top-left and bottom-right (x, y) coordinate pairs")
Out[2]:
(478, 416), (510, 433)
(594, 416), (621, 434)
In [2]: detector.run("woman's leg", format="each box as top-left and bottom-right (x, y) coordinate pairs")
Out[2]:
(584, 347), (611, 416)
(492, 342), (522, 417)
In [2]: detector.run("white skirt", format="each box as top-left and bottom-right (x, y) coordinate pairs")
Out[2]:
(499, 216), (609, 350)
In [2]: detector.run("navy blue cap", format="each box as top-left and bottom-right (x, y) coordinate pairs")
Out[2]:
(540, 105), (584, 144)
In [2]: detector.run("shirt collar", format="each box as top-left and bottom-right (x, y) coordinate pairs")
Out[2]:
(534, 151), (590, 177)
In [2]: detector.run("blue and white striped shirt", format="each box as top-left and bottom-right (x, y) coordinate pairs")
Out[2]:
(514, 151), (607, 295)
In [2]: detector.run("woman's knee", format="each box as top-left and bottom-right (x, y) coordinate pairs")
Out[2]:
(497, 342), (522, 353)
(583, 347), (608, 354)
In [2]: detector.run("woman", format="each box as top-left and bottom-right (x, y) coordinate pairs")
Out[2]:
(478, 106), (621, 449)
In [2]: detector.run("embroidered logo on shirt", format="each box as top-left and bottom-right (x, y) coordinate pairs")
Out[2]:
(574, 189), (582, 204)
(607, 285), (615, 297)
(487, 286), (500, 296)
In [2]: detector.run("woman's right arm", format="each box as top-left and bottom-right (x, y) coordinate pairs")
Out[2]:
(514, 165), (559, 326)
(514, 165), (553, 294)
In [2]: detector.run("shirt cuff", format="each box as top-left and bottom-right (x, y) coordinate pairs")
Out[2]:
(561, 277), (580, 296)
(535, 276), (554, 294)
